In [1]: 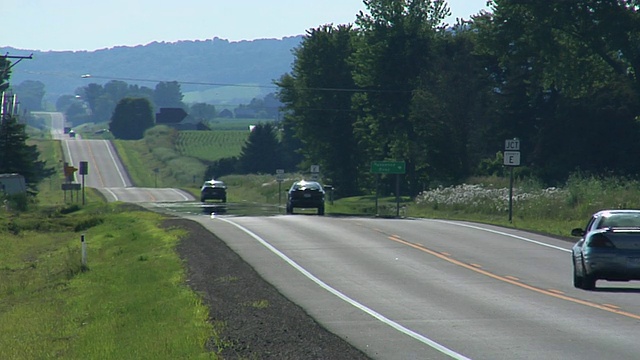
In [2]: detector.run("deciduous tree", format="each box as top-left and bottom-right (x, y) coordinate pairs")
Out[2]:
(109, 97), (155, 140)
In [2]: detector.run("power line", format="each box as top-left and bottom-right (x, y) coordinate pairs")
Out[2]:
(79, 74), (411, 94)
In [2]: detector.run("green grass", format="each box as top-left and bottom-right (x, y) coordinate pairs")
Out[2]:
(0, 203), (217, 359)
(1, 132), (220, 359)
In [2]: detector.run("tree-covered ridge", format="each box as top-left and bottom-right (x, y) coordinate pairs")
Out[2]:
(1, 36), (303, 103)
(277, 0), (640, 197)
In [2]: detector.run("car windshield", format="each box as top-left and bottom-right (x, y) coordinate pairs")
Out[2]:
(292, 182), (321, 191)
(203, 181), (224, 188)
(598, 213), (640, 228)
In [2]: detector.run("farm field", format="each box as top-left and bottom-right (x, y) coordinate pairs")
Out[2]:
(175, 130), (248, 162)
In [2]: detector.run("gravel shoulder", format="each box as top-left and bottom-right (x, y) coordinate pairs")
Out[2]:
(166, 217), (371, 360)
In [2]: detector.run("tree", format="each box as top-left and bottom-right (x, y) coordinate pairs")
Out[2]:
(475, 0), (640, 183)
(0, 57), (10, 92)
(153, 81), (184, 108)
(277, 24), (362, 196)
(12, 80), (45, 111)
(0, 116), (54, 193)
(188, 102), (217, 122)
(351, 0), (450, 195)
(238, 123), (282, 174)
(109, 97), (155, 140)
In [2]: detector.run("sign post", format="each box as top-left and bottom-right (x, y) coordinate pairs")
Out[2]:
(79, 161), (88, 205)
(310, 165), (320, 181)
(370, 161), (406, 217)
(276, 169), (284, 211)
(503, 139), (521, 223)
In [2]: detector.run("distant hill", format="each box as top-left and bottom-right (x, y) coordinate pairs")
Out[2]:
(2, 36), (302, 106)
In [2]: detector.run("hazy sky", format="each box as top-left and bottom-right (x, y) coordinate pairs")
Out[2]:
(4, 0), (489, 51)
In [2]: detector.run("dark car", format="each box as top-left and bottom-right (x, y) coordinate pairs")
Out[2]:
(286, 180), (325, 215)
(200, 180), (227, 203)
(571, 209), (640, 290)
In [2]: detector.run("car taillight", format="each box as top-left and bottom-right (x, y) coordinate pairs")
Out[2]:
(587, 234), (616, 248)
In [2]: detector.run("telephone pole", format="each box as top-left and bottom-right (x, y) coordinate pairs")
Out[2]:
(1, 53), (33, 121)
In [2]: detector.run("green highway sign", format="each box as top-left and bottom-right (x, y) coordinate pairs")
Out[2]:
(371, 161), (406, 174)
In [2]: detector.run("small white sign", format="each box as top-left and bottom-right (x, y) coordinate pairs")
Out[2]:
(504, 151), (521, 166)
(310, 165), (320, 173)
(310, 173), (320, 181)
(505, 139), (520, 151)
(276, 169), (284, 174)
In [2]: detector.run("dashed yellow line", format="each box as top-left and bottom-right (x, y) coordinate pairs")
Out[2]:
(384, 234), (640, 321)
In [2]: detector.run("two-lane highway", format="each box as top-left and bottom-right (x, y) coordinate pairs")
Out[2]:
(184, 214), (640, 359)
(40, 111), (194, 202)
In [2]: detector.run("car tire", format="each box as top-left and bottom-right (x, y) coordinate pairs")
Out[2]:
(318, 206), (325, 216)
(573, 261), (583, 289)
(582, 274), (596, 290)
(286, 205), (293, 214)
(580, 260), (596, 290)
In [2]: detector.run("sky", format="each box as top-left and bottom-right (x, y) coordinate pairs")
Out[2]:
(3, 0), (490, 52)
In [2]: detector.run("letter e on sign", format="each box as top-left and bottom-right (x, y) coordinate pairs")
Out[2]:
(503, 151), (521, 166)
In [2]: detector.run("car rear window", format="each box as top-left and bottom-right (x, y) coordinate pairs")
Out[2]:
(599, 214), (640, 228)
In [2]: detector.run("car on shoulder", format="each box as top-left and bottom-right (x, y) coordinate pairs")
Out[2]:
(200, 179), (227, 203)
(571, 209), (640, 290)
(286, 180), (325, 215)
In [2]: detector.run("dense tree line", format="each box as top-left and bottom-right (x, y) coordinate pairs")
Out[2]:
(276, 0), (640, 197)
(58, 80), (186, 127)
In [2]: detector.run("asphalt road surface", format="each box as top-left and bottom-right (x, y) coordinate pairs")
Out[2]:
(178, 210), (640, 359)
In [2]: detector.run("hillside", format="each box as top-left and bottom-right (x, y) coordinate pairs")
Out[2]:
(2, 36), (302, 105)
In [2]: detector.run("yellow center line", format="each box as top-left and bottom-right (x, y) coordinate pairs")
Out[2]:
(385, 235), (640, 321)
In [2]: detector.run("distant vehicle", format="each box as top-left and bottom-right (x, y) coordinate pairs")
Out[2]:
(69, 130), (76, 138)
(200, 180), (227, 203)
(286, 180), (325, 215)
(571, 209), (640, 290)
(63, 127), (71, 134)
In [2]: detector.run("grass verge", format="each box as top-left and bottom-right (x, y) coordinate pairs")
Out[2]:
(0, 202), (217, 359)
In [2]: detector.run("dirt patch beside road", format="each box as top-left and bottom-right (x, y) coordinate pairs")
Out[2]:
(167, 218), (371, 359)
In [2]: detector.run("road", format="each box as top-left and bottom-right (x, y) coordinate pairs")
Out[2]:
(183, 214), (640, 360)
(42, 112), (640, 359)
(40, 111), (193, 202)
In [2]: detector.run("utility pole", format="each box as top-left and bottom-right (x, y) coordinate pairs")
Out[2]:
(1, 53), (33, 121)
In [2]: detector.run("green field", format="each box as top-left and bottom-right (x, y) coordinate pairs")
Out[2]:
(176, 130), (248, 162)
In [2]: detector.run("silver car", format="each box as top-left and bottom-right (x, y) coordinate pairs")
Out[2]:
(571, 210), (640, 290)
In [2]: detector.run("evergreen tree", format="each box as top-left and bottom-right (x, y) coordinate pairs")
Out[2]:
(238, 123), (282, 174)
(0, 116), (54, 193)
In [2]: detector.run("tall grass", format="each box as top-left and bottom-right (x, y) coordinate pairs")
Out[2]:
(408, 174), (640, 236)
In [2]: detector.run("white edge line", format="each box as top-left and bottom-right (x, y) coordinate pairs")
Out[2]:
(217, 217), (472, 360)
(64, 139), (74, 164)
(169, 188), (192, 201)
(102, 188), (119, 202)
(102, 140), (129, 187)
(428, 220), (571, 253)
